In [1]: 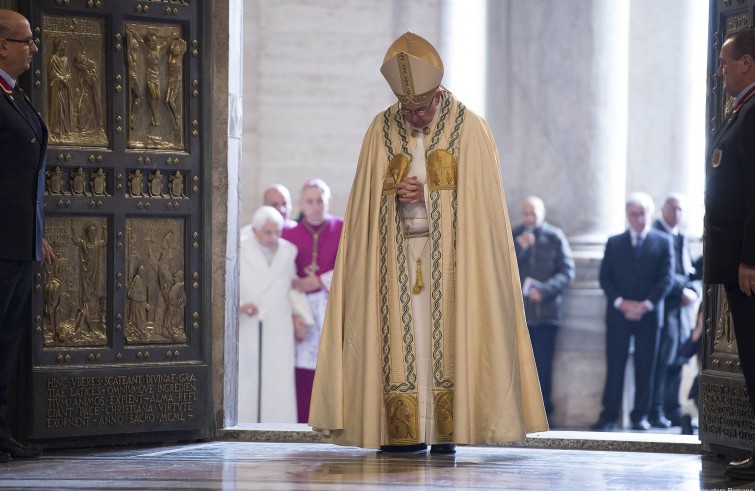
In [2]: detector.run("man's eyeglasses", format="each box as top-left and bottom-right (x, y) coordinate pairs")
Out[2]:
(400, 97), (436, 118)
(2, 37), (34, 46)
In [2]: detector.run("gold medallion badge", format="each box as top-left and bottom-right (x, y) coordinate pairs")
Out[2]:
(711, 148), (723, 168)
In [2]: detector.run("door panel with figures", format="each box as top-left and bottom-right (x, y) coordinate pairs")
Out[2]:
(19, 0), (210, 447)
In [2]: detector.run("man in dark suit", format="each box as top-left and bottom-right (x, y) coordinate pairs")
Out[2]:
(0, 9), (53, 464)
(513, 196), (574, 419)
(592, 192), (673, 431)
(705, 28), (755, 481)
(649, 193), (698, 428)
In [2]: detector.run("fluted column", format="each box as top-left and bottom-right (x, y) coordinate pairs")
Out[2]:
(626, 0), (708, 235)
(487, 0), (630, 241)
(486, 0), (631, 429)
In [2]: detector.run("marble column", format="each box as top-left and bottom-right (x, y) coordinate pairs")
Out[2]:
(486, 0), (631, 429)
(486, 1), (708, 429)
(626, 0), (708, 236)
(487, 0), (630, 241)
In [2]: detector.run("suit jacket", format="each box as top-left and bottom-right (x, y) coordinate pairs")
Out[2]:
(704, 91), (755, 284)
(0, 77), (48, 261)
(599, 228), (674, 329)
(652, 219), (696, 304)
(652, 219), (697, 358)
(513, 221), (575, 326)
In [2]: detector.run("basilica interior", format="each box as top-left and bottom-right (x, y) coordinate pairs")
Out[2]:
(1, 0), (753, 489)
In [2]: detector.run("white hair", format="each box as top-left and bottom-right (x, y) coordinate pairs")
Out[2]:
(251, 205), (284, 230)
(626, 192), (655, 216)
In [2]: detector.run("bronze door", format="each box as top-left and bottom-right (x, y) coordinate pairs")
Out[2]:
(701, 0), (755, 454)
(20, 0), (211, 446)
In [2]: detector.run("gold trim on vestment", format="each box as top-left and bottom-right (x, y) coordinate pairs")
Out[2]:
(394, 52), (439, 105)
(396, 53), (415, 103)
(385, 393), (421, 445)
(382, 154), (410, 196)
(434, 390), (454, 442)
(395, 87), (439, 106)
(427, 150), (457, 191)
(378, 95), (466, 446)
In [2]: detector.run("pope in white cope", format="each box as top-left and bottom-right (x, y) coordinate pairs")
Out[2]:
(238, 206), (313, 423)
(309, 32), (548, 453)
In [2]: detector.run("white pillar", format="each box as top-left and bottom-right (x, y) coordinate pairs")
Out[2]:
(626, 0), (708, 236)
(487, 0), (630, 241)
(440, 0), (487, 115)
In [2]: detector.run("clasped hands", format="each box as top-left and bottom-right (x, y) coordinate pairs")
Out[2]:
(516, 231), (536, 249)
(617, 299), (650, 321)
(396, 176), (424, 204)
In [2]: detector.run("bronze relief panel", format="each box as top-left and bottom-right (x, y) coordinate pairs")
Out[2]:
(712, 290), (738, 355)
(125, 168), (189, 199)
(124, 22), (187, 150)
(45, 166), (111, 196)
(43, 216), (109, 347)
(125, 218), (187, 344)
(42, 15), (108, 148)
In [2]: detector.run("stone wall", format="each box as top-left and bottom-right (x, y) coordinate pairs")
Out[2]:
(239, 0), (443, 224)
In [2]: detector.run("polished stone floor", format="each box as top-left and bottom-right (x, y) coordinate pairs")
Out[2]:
(0, 439), (752, 490)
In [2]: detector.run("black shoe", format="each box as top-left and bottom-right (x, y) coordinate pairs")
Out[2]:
(631, 419), (652, 431)
(0, 452), (10, 464)
(0, 438), (42, 459)
(379, 443), (428, 453)
(725, 455), (755, 480)
(649, 415), (672, 428)
(666, 409), (683, 427)
(590, 419), (618, 431)
(430, 443), (456, 454)
(680, 415), (694, 435)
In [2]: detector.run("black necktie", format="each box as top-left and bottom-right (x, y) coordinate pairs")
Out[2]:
(635, 236), (643, 255)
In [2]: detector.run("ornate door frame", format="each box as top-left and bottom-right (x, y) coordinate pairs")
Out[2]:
(700, 0), (755, 455)
(16, 0), (213, 447)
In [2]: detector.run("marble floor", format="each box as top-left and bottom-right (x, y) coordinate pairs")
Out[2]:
(0, 437), (752, 490)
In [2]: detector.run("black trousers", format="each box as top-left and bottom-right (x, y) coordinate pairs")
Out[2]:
(600, 318), (660, 423)
(0, 260), (32, 439)
(724, 285), (755, 418)
(651, 307), (684, 419)
(528, 323), (558, 416)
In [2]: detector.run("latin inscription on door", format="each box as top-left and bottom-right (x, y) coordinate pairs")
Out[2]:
(37, 366), (205, 438)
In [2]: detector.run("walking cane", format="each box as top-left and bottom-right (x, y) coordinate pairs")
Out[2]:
(257, 319), (263, 423)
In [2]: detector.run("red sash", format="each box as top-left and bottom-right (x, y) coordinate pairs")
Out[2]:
(733, 84), (755, 114)
(0, 76), (12, 94)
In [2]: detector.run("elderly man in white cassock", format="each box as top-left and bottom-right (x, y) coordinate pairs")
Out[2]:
(309, 32), (548, 454)
(238, 206), (313, 423)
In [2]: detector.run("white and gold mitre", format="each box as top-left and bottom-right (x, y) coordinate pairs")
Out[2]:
(380, 32), (444, 105)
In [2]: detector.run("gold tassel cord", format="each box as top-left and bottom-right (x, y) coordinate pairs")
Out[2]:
(413, 257), (424, 294)
(410, 237), (430, 295)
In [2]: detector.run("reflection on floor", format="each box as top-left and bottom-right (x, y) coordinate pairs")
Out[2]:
(0, 437), (752, 490)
